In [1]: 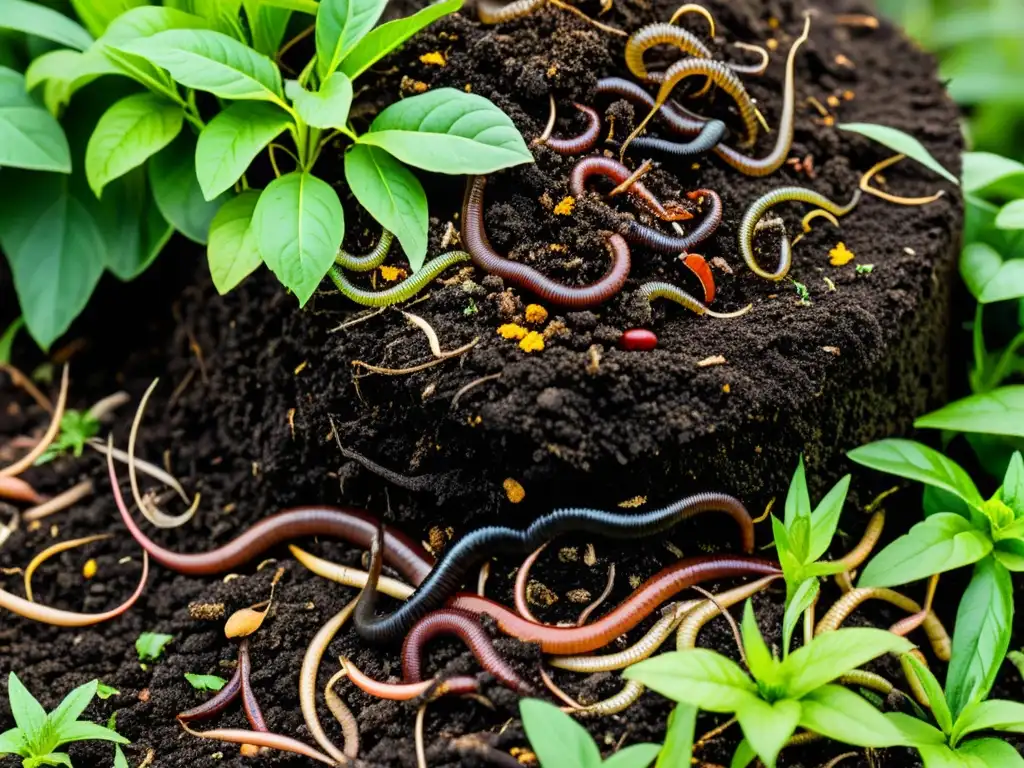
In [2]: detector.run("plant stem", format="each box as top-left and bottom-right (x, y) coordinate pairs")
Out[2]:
(971, 302), (987, 392)
(984, 328), (1024, 391)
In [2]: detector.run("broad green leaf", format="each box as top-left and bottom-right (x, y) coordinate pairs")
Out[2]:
(780, 628), (913, 699)
(149, 132), (227, 243)
(963, 152), (1024, 200)
(603, 744), (661, 768)
(208, 190), (262, 293)
(734, 698), (800, 768)
(959, 243), (1024, 304)
(360, 88), (533, 173)
(839, 123), (958, 185)
(0, 317), (24, 364)
(623, 650), (758, 712)
(251, 171), (343, 305)
(25, 48), (120, 116)
(996, 200), (1024, 230)
(339, 0), (462, 79)
(848, 439), (983, 508)
(885, 712), (946, 746)
(781, 578), (817, 657)
(262, 0), (318, 12)
(917, 745), (982, 768)
(954, 699), (1024, 742)
(807, 475), (850, 562)
(0, 0), (93, 50)
(0, 170), (107, 349)
(285, 72), (352, 128)
(25, 754), (72, 768)
(783, 456), (811, 528)
(170, 0), (245, 37)
(958, 738), (1024, 768)
(69, 0), (146, 38)
(8, 673), (47, 749)
(901, 653), (952, 735)
(655, 705), (695, 768)
(917, 387), (1024, 438)
(0, 67), (71, 173)
(92, 167), (172, 281)
(797, 685), (910, 747)
(116, 29), (284, 101)
(924, 484), (975, 521)
(945, 557), (1013, 719)
(135, 632), (173, 661)
(0, 727), (28, 756)
(184, 673), (228, 692)
(994, 539), (1024, 571)
(243, 0), (292, 55)
(195, 100), (292, 200)
(54, 721), (127, 746)
(315, 0), (387, 79)
(47, 680), (97, 735)
(85, 92), (184, 197)
(741, 601), (777, 686)
(1004, 452), (1024, 515)
(345, 143), (428, 269)
(729, 740), (757, 768)
(519, 699), (598, 768)
(859, 513), (992, 588)
(771, 516), (803, 596)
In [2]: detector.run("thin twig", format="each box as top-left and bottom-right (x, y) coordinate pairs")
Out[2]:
(451, 373), (502, 409)
(277, 23), (315, 64)
(692, 586), (746, 666)
(609, 160), (653, 198)
(0, 365), (68, 478)
(0, 363), (53, 413)
(331, 307), (387, 332)
(22, 480), (94, 523)
(402, 311), (443, 357)
(547, 0), (627, 35)
(695, 717), (737, 749)
(329, 415), (435, 492)
(860, 154), (945, 206)
(87, 391), (130, 422)
(353, 338), (479, 376)
(415, 703), (428, 768)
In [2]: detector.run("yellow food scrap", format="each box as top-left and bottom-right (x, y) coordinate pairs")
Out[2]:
(498, 323), (528, 340)
(525, 304), (548, 324)
(379, 265), (407, 281)
(766, 38), (779, 51)
(546, 65), (558, 78)
(829, 242), (855, 266)
(503, 477), (526, 503)
(723, 383), (731, 393)
(549, 243), (567, 252)
(82, 559), (98, 579)
(618, 495), (647, 508)
(826, 94), (841, 108)
(519, 331), (545, 353)
(553, 196), (575, 215)
(293, 360), (307, 375)
(419, 51), (447, 66)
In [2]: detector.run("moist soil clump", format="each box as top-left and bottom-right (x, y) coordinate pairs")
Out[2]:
(1, 0), (998, 766)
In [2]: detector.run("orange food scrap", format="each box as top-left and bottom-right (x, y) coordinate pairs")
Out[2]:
(525, 304), (549, 324)
(549, 243), (567, 252)
(843, 90), (856, 101)
(723, 383), (731, 393)
(419, 51), (447, 66)
(553, 196), (575, 215)
(826, 95), (840, 108)
(829, 242), (855, 266)
(82, 559), (97, 579)
(379, 265), (407, 281)
(498, 323), (528, 340)
(834, 54), (854, 68)
(503, 477), (526, 503)
(519, 331), (545, 353)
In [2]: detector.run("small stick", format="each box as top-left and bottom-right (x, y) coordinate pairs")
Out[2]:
(0, 365), (68, 478)
(330, 416), (435, 492)
(692, 585), (746, 665)
(835, 14), (879, 28)
(609, 160), (654, 198)
(24, 533), (112, 602)
(352, 338), (479, 375)
(22, 480), (94, 523)
(402, 311), (443, 357)
(86, 440), (189, 502)
(330, 306), (387, 333)
(87, 391), (130, 422)
(0, 363), (54, 413)
(535, 94), (557, 145)
(451, 373), (502, 409)
(547, 0), (627, 36)
(694, 717), (736, 749)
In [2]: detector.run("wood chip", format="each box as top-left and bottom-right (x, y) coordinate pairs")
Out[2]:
(697, 355), (727, 367)
(583, 543), (597, 566)
(822, 346), (841, 356)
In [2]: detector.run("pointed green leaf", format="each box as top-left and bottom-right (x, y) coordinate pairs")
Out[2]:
(784, 456), (811, 528)
(47, 680), (98, 735)
(345, 143), (428, 269)
(0, 67), (71, 173)
(243, 0), (292, 55)
(917, 745), (984, 768)
(603, 744), (660, 768)
(135, 632), (173, 661)
(251, 171), (343, 305)
(0, 727), (29, 757)
(25, 753), (72, 768)
(208, 190), (263, 293)
(54, 721), (127, 746)
(195, 100), (292, 200)
(798, 685), (910, 747)
(741, 601), (776, 685)
(959, 243), (1024, 304)
(286, 72), (352, 128)
(901, 653), (952, 735)
(848, 439), (983, 508)
(1004, 452), (1024, 515)
(519, 698), (598, 768)
(261, 0), (318, 12)
(114, 745), (129, 768)
(316, 0), (387, 79)
(885, 712), (946, 747)
(735, 698), (800, 768)
(781, 578), (818, 657)
(808, 475), (850, 562)
(780, 628), (913, 700)
(0, 317), (23, 364)
(729, 740), (757, 768)
(839, 123), (958, 185)
(184, 673), (228, 692)
(624, 650), (758, 712)
(655, 705), (695, 768)
(24, 49), (120, 116)
(962, 152), (1024, 200)
(149, 132), (227, 243)
(95, 684), (119, 701)
(954, 699), (1024, 743)
(0, 0), (93, 50)
(917, 387), (1024, 438)
(359, 88), (533, 173)
(7, 673), (47, 748)
(958, 738), (1024, 768)
(996, 200), (1024, 230)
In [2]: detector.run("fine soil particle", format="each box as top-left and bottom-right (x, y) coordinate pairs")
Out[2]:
(4, 0), (1017, 767)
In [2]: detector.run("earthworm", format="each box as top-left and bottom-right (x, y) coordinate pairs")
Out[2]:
(111, 450), (434, 584)
(327, 251), (472, 307)
(682, 253), (715, 303)
(402, 608), (533, 694)
(340, 657), (478, 700)
(636, 281), (751, 319)
(24, 533), (112, 602)
(477, 0), (544, 24)
(22, 479), (94, 523)
(577, 563), (616, 625)
(594, 77), (706, 136)
(625, 120), (727, 160)
(739, 187), (861, 280)
(618, 188), (723, 253)
(301, 600), (358, 764)
(514, 544), (549, 622)
(837, 670), (897, 697)
(550, 601), (699, 672)
(324, 669), (359, 759)
(712, 16), (811, 176)
(336, 229), (394, 272)
(177, 722), (340, 766)
(177, 666), (243, 722)
(572, 679), (646, 716)
(461, 176), (631, 309)
(289, 545), (414, 600)
(543, 104), (602, 155)
(0, 364), (68, 478)
(238, 639), (268, 732)
(353, 491), (756, 644)
(449, 557), (781, 654)
(0, 477), (45, 504)
(625, 24), (767, 84)
(568, 157), (691, 222)
(837, 511), (885, 571)
(675, 575), (781, 650)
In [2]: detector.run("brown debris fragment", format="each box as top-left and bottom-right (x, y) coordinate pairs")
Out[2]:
(697, 355), (727, 368)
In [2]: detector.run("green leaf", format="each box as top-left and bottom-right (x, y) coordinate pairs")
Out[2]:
(734, 698), (800, 768)
(262, 0), (318, 12)
(243, 0), (292, 55)
(315, 0), (387, 79)
(285, 72), (352, 128)
(603, 744), (661, 768)
(848, 439), (983, 508)
(781, 578), (817, 657)
(859, 513), (992, 588)
(780, 628), (913, 700)
(959, 243), (1024, 304)
(25, 753), (72, 768)
(797, 685), (910, 747)
(963, 152), (1024, 200)
(886, 712), (947, 747)
(901, 653), (952, 734)
(958, 738), (1024, 768)
(150, 132), (227, 244)
(623, 650), (759, 713)
(135, 632), (173, 661)
(8, 673), (47, 750)
(251, 171), (343, 305)
(208, 190), (262, 293)
(784, 456), (811, 528)
(740, 601), (777, 686)
(945, 557), (1013, 719)
(184, 673), (228, 692)
(114, 745), (129, 768)
(195, 100), (292, 200)
(807, 475), (850, 562)
(770, 516), (800, 590)
(47, 680), (98, 736)
(69, 0), (147, 38)
(729, 740), (757, 768)
(519, 698), (598, 768)
(954, 699), (1024, 743)
(339, 0), (462, 80)
(85, 92), (184, 197)
(655, 705), (695, 768)
(917, 387), (1024, 438)
(0, 67), (71, 173)
(93, 166), (173, 281)
(0, 317), (23, 364)
(25, 48), (120, 116)
(116, 28), (284, 101)
(838, 123), (958, 185)
(0, 727), (29, 757)
(1004, 452), (1024, 515)
(996, 200), (1024, 230)
(172, 0), (245, 37)
(345, 143), (428, 270)
(918, 745), (980, 768)
(0, 0), (93, 50)
(54, 720), (127, 746)
(359, 88), (533, 173)
(95, 684), (119, 701)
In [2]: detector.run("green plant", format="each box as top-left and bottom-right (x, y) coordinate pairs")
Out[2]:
(135, 631), (173, 662)
(0, 0), (531, 349)
(624, 602), (913, 768)
(519, 699), (662, 768)
(183, 673), (226, 692)
(887, 652), (1024, 766)
(0, 673), (127, 767)
(36, 409), (100, 464)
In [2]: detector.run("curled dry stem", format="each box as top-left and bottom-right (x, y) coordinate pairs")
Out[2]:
(87, 438), (188, 502)
(577, 563), (616, 625)
(451, 373), (502, 409)
(24, 533), (112, 602)
(87, 391), (131, 422)
(692, 585), (746, 666)
(859, 154), (945, 206)
(546, 0), (627, 36)
(352, 338), (480, 376)
(0, 363), (54, 414)
(22, 480), (94, 523)
(0, 365), (68, 478)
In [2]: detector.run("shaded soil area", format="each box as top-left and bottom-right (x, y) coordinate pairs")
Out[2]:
(4, 0), (1015, 766)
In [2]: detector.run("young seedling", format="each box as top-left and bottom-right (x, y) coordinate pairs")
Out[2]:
(0, 673), (127, 767)
(135, 632), (173, 664)
(183, 674), (227, 693)
(35, 410), (100, 465)
(624, 601), (913, 768)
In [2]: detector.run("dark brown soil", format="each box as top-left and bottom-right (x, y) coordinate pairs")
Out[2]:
(4, 0), (1015, 766)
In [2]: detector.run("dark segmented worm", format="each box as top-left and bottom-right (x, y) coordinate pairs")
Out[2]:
(568, 156), (692, 221)
(619, 189), (723, 254)
(625, 119), (727, 160)
(594, 77), (707, 136)
(177, 666), (243, 722)
(238, 639), (268, 732)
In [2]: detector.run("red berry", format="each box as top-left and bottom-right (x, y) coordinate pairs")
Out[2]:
(620, 328), (658, 350)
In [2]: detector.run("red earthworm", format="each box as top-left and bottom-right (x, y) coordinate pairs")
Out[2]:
(682, 253), (715, 303)
(461, 176), (631, 309)
(619, 189), (723, 253)
(514, 544), (548, 622)
(238, 639), (268, 732)
(341, 657), (478, 700)
(177, 666), (243, 722)
(568, 156), (691, 222)
(449, 556), (781, 654)
(0, 476), (45, 504)
(402, 608), (534, 694)
(625, 119), (727, 161)
(543, 103), (602, 155)
(178, 721), (340, 767)
(110, 453), (434, 584)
